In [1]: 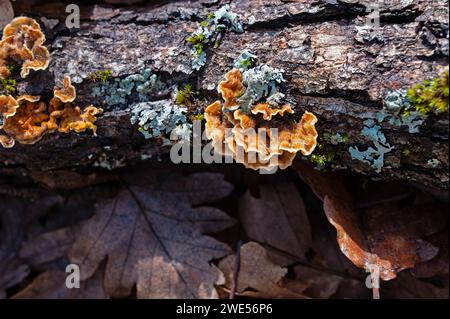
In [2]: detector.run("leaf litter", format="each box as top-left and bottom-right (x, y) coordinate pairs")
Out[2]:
(0, 162), (447, 299)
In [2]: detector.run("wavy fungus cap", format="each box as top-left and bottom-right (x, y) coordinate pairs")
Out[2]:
(0, 16), (50, 79)
(0, 77), (103, 148)
(218, 68), (244, 110)
(1, 95), (51, 145)
(0, 94), (19, 122)
(54, 76), (76, 103)
(205, 69), (318, 170)
(51, 105), (102, 135)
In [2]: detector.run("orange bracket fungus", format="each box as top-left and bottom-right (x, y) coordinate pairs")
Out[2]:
(0, 17), (102, 148)
(0, 17), (50, 79)
(0, 76), (103, 148)
(205, 68), (318, 171)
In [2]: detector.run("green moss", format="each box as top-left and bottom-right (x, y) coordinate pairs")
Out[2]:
(310, 151), (335, 169)
(239, 58), (254, 70)
(6, 63), (15, 73)
(176, 84), (195, 107)
(190, 113), (204, 122)
(405, 69), (449, 116)
(186, 33), (206, 45)
(402, 147), (411, 157)
(0, 78), (16, 95)
(340, 132), (350, 143)
(308, 139), (336, 169)
(187, 5), (243, 70)
(88, 69), (113, 83)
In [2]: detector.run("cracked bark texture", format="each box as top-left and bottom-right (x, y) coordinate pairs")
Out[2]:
(1, 0), (449, 190)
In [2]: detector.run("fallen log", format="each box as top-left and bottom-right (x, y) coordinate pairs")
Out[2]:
(1, 0), (448, 190)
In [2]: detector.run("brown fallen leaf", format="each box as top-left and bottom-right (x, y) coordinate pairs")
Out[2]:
(296, 160), (446, 281)
(295, 160), (350, 202)
(218, 242), (307, 298)
(69, 171), (235, 298)
(411, 229), (449, 278)
(324, 195), (443, 281)
(239, 182), (312, 265)
(303, 202), (370, 298)
(0, 195), (63, 298)
(293, 265), (342, 299)
(0, 196), (30, 298)
(382, 271), (449, 299)
(12, 269), (107, 299)
(20, 226), (81, 268)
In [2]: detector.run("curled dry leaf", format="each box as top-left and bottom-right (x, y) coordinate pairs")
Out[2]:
(218, 242), (307, 299)
(238, 182), (311, 264)
(296, 161), (446, 281)
(324, 196), (444, 281)
(12, 269), (107, 299)
(20, 225), (81, 267)
(69, 171), (235, 299)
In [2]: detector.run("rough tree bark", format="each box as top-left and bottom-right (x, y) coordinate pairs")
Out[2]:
(1, 0), (448, 190)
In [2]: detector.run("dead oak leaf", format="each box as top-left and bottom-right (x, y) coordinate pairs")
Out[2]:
(218, 242), (307, 299)
(12, 269), (107, 299)
(324, 194), (443, 281)
(69, 172), (235, 299)
(238, 182), (312, 265)
(1, 195), (63, 298)
(20, 225), (81, 268)
(296, 160), (445, 281)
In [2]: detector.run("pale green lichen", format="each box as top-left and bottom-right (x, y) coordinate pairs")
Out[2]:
(234, 50), (257, 71)
(379, 90), (425, 133)
(237, 64), (286, 113)
(427, 158), (440, 168)
(322, 132), (349, 145)
(91, 68), (166, 107)
(349, 119), (394, 173)
(187, 4), (244, 70)
(170, 123), (192, 142)
(379, 69), (449, 133)
(130, 99), (190, 139)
